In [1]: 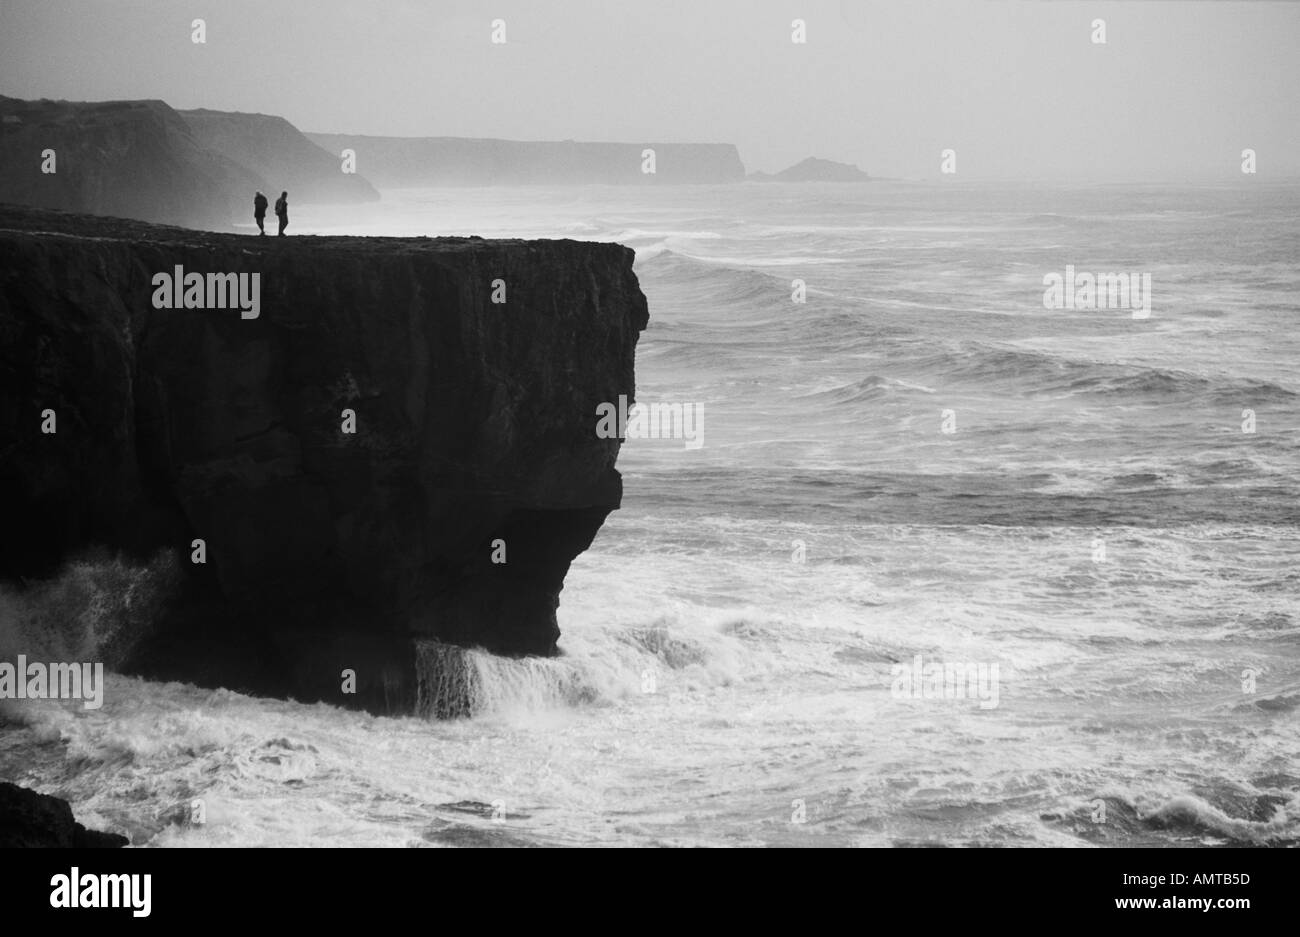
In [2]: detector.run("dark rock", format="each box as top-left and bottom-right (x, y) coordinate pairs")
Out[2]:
(0, 205), (648, 713)
(0, 781), (128, 847)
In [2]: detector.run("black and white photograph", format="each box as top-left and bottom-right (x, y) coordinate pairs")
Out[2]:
(0, 0), (1296, 900)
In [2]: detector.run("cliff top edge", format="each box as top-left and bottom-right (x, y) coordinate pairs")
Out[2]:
(0, 204), (636, 257)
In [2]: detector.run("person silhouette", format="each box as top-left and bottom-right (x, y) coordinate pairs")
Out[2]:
(253, 191), (268, 235)
(275, 191), (289, 237)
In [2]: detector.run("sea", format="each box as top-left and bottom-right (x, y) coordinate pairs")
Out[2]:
(3, 181), (1298, 847)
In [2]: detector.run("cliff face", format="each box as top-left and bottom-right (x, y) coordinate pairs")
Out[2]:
(180, 109), (380, 205)
(307, 133), (746, 186)
(0, 97), (258, 230)
(0, 205), (648, 713)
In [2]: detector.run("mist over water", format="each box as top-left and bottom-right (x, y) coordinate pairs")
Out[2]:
(4, 182), (1299, 846)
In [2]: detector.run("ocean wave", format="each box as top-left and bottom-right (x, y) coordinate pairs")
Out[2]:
(910, 342), (1299, 403)
(793, 375), (894, 405)
(1076, 369), (1298, 402)
(1047, 788), (1299, 846)
(412, 608), (763, 719)
(636, 249), (816, 317)
(636, 245), (844, 278)
(1141, 792), (1297, 845)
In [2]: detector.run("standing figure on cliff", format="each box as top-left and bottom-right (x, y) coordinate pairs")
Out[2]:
(275, 191), (289, 237)
(253, 191), (268, 235)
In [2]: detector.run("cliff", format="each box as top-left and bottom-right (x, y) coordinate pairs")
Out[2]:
(0, 205), (648, 714)
(306, 133), (746, 186)
(0, 96), (259, 230)
(0, 97), (381, 230)
(179, 109), (380, 205)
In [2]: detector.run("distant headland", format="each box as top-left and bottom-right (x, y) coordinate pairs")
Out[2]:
(747, 156), (872, 182)
(0, 95), (871, 230)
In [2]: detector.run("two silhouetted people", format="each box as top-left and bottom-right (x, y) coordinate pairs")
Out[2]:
(253, 191), (268, 235)
(253, 190), (289, 236)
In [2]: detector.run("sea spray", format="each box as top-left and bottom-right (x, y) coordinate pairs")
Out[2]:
(414, 640), (600, 719)
(0, 551), (178, 672)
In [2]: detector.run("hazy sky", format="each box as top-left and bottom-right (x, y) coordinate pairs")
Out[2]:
(1, 0), (1297, 180)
